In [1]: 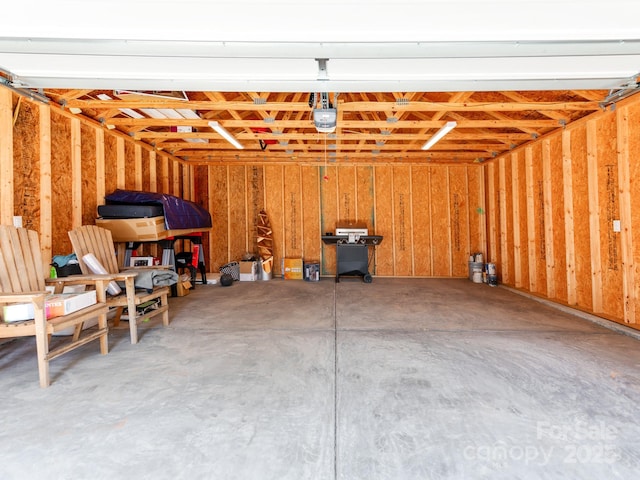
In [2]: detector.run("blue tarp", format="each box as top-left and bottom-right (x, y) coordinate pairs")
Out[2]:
(104, 189), (212, 230)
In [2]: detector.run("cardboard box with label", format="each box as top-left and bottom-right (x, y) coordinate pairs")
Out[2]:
(2, 290), (97, 322)
(239, 261), (258, 281)
(283, 258), (303, 280)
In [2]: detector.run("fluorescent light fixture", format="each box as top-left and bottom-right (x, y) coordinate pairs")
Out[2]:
(140, 108), (167, 119)
(208, 121), (243, 149)
(421, 121), (457, 150)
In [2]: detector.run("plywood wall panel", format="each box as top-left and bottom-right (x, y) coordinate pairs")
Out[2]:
(192, 164), (211, 269)
(80, 122), (97, 225)
(123, 143), (135, 190)
(171, 160), (181, 197)
(301, 166), (321, 264)
(160, 156), (170, 194)
(548, 135), (568, 302)
(569, 126), (593, 310)
(393, 165), (414, 276)
(356, 166), (375, 229)
(467, 166), (485, 259)
(486, 163), (499, 266)
(622, 101), (640, 323)
(530, 143), (547, 295)
(283, 164), (303, 258)
(319, 165), (338, 275)
(104, 135), (118, 197)
(265, 165), (285, 274)
(356, 165), (377, 273)
(337, 165), (357, 224)
(448, 165), (470, 277)
(50, 111), (73, 255)
(592, 115), (623, 319)
(524, 147), (537, 292)
(411, 166), (432, 276)
(207, 165), (229, 272)
(245, 165), (264, 256)
(228, 165), (247, 261)
(12, 99), (39, 231)
(141, 149), (151, 192)
(513, 151), (530, 288)
(429, 166), (451, 276)
(373, 165), (394, 276)
(503, 156), (516, 285)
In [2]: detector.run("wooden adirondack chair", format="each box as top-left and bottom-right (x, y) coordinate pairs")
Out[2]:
(68, 225), (170, 344)
(0, 225), (111, 388)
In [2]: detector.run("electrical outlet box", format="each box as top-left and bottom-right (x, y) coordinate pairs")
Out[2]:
(613, 220), (621, 232)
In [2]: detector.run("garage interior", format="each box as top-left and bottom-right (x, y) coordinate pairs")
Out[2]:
(2, 1), (640, 478)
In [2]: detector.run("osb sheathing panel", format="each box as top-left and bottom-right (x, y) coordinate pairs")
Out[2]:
(80, 123), (97, 226)
(337, 165), (357, 224)
(227, 165), (247, 261)
(448, 165), (470, 277)
(467, 166), (485, 259)
(246, 166), (264, 255)
(529, 142), (547, 295)
(207, 165), (229, 273)
(124, 143), (135, 190)
(356, 166), (375, 232)
(549, 135), (568, 302)
(485, 163), (501, 268)
(393, 166), (413, 276)
(373, 166), (394, 276)
(624, 101), (640, 323)
(50, 110), (73, 255)
(319, 165), (338, 275)
(265, 165), (285, 273)
(485, 94), (640, 327)
(103, 135), (118, 197)
(283, 164), (303, 258)
(569, 126), (593, 310)
(142, 149), (151, 192)
(429, 167), (451, 276)
(500, 156), (515, 285)
(301, 165), (321, 265)
(513, 151), (530, 288)
(12, 99), (40, 231)
(411, 166), (432, 276)
(594, 114), (623, 319)
(192, 164), (210, 268)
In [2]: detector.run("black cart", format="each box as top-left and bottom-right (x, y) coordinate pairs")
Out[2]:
(321, 235), (383, 283)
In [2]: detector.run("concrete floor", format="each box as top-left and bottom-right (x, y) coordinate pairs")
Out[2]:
(1, 278), (640, 479)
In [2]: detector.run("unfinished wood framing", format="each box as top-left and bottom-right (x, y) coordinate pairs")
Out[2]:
(4, 82), (640, 330)
(485, 94), (640, 328)
(0, 87), (13, 224)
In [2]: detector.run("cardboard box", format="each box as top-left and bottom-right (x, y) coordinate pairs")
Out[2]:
(283, 258), (303, 280)
(175, 274), (192, 296)
(2, 290), (97, 322)
(239, 261), (258, 281)
(46, 291), (98, 319)
(96, 216), (167, 242)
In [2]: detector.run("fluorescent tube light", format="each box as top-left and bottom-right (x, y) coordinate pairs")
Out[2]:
(208, 121), (243, 149)
(421, 121), (457, 150)
(140, 108), (167, 119)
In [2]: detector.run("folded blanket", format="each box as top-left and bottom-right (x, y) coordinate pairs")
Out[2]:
(120, 268), (179, 293)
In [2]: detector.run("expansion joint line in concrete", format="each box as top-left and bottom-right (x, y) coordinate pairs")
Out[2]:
(333, 281), (338, 480)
